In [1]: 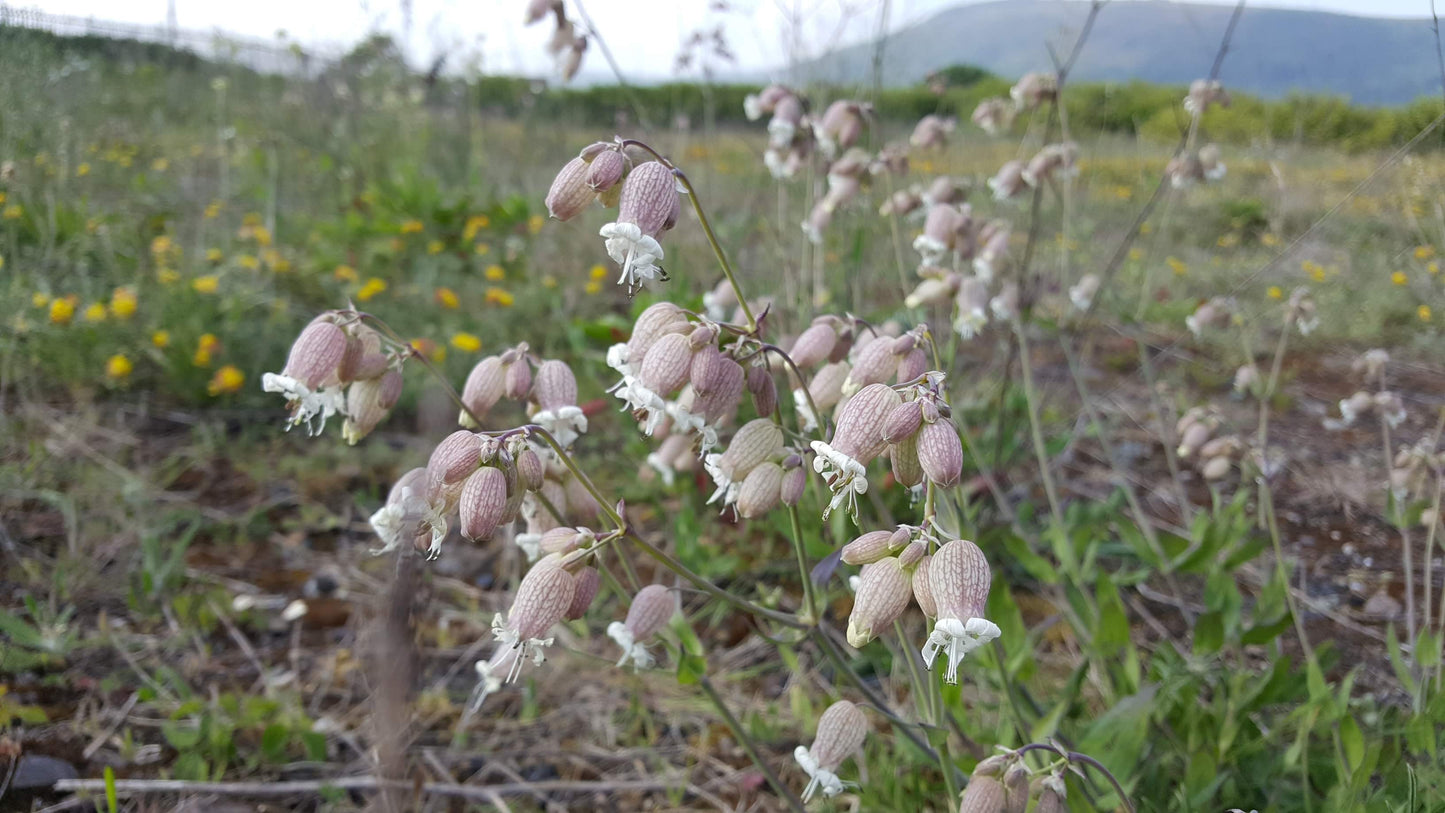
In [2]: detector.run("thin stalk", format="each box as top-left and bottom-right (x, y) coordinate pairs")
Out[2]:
(787, 505), (818, 624)
(697, 676), (808, 813)
(881, 171), (912, 299)
(1380, 415), (1418, 654)
(625, 528), (808, 629)
(1011, 321), (1067, 558)
(1261, 479), (1314, 658)
(893, 621), (929, 720)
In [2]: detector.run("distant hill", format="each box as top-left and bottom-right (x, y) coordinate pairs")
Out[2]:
(791, 0), (1444, 106)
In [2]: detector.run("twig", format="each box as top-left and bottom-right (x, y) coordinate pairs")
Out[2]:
(52, 776), (678, 800)
(81, 692), (139, 761)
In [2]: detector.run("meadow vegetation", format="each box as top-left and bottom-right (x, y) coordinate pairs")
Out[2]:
(1, 12), (1443, 813)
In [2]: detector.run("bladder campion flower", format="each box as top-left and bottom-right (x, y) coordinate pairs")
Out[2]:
(105, 354), (133, 380)
(608, 584), (676, 669)
(599, 160), (679, 295)
(794, 700), (867, 801)
(208, 365), (246, 396)
(922, 538), (999, 683)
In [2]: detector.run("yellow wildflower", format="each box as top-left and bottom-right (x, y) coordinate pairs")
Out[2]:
(1261, 233), (1280, 247)
(32, 292), (50, 308)
(485, 265), (506, 281)
(49, 298), (75, 325)
(410, 338), (445, 363)
(527, 214), (545, 234)
(3, 204), (22, 220)
(462, 214), (490, 241)
(157, 268), (180, 284)
(1166, 256), (1187, 276)
(1429, 261), (1440, 275)
(151, 158), (168, 172)
(205, 248), (223, 262)
(110, 287), (137, 319)
(475, 242), (491, 256)
(435, 287), (460, 309)
(334, 264), (358, 282)
(589, 264), (608, 281)
(1139, 222), (1152, 235)
(152, 330), (171, 348)
(237, 254), (259, 270)
(542, 275), (559, 289)
(1419, 304), (1432, 322)
(150, 235), (174, 258)
(1415, 245), (1435, 261)
(1267, 286), (1282, 300)
(1392, 271), (1408, 286)
(83, 303), (107, 323)
(400, 219), (424, 235)
(1216, 233), (1239, 248)
(485, 287), (515, 307)
(250, 226), (273, 246)
(1128, 248), (1142, 262)
(584, 280), (602, 295)
(208, 365), (246, 395)
(450, 332), (482, 352)
(193, 276), (219, 294)
(105, 354), (133, 380)
(198, 333), (220, 353)
(204, 201), (221, 218)
(427, 240), (444, 255)
(76, 163), (91, 177)
(357, 277), (388, 302)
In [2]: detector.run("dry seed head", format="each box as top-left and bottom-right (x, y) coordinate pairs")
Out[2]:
(912, 554), (937, 617)
(532, 360), (578, 412)
(585, 148), (627, 192)
(737, 462), (784, 518)
(283, 320), (349, 389)
(459, 466), (508, 541)
(509, 554), (577, 640)
(882, 401), (924, 444)
(545, 157), (594, 221)
(428, 430), (484, 486)
(565, 566), (600, 621)
(810, 700), (867, 770)
(847, 557), (911, 647)
(618, 161), (678, 237)
(832, 383), (903, 463)
(841, 529), (897, 566)
(918, 419), (964, 487)
(639, 331), (694, 395)
(718, 419), (785, 478)
(789, 322), (839, 368)
(460, 356), (506, 427)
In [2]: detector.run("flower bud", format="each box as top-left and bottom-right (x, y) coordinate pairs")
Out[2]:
(895, 348), (928, 385)
(898, 540), (926, 568)
(460, 356), (505, 427)
(504, 357), (532, 401)
(918, 419), (963, 487)
(545, 157), (594, 221)
(459, 466), (508, 541)
(959, 769), (1008, 813)
(746, 366), (776, 420)
(882, 401), (923, 444)
(832, 383), (902, 463)
(988, 160), (1027, 201)
(532, 360), (578, 412)
(842, 529), (896, 565)
(515, 447), (545, 491)
(538, 525), (585, 555)
(843, 338), (901, 396)
(639, 332), (694, 396)
(781, 465), (808, 506)
(283, 320), (348, 389)
(848, 557), (911, 647)
(586, 149), (627, 192)
(565, 565), (600, 620)
(891, 434), (924, 488)
(912, 554), (937, 618)
(627, 302), (687, 362)
(338, 324), (389, 383)
(428, 430), (483, 486)
(342, 368), (403, 445)
(608, 584), (676, 669)
(808, 361), (851, 411)
(789, 322), (838, 369)
(737, 461), (784, 518)
(1033, 774), (1067, 813)
(1202, 455), (1231, 480)
(717, 419), (784, 479)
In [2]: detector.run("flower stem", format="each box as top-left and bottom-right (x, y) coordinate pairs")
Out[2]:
(787, 505), (818, 624)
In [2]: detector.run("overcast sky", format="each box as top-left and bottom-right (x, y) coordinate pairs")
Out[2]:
(21, 0), (1441, 79)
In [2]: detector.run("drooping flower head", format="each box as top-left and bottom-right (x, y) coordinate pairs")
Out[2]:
(922, 538), (998, 683)
(600, 160), (680, 295)
(794, 700), (868, 802)
(607, 584), (677, 669)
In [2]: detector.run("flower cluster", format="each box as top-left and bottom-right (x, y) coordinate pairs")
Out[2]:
(261, 313), (405, 442)
(524, 0), (589, 81)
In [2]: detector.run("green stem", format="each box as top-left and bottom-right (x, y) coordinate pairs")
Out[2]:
(625, 527), (808, 630)
(787, 505), (818, 624)
(698, 676), (808, 813)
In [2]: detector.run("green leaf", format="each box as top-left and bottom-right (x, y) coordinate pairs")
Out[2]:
(260, 724), (289, 762)
(301, 730), (328, 762)
(675, 652), (707, 686)
(1093, 573), (1130, 655)
(1339, 716), (1364, 776)
(1193, 611), (1224, 656)
(1384, 626), (1417, 696)
(104, 766), (118, 813)
(162, 720), (203, 750)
